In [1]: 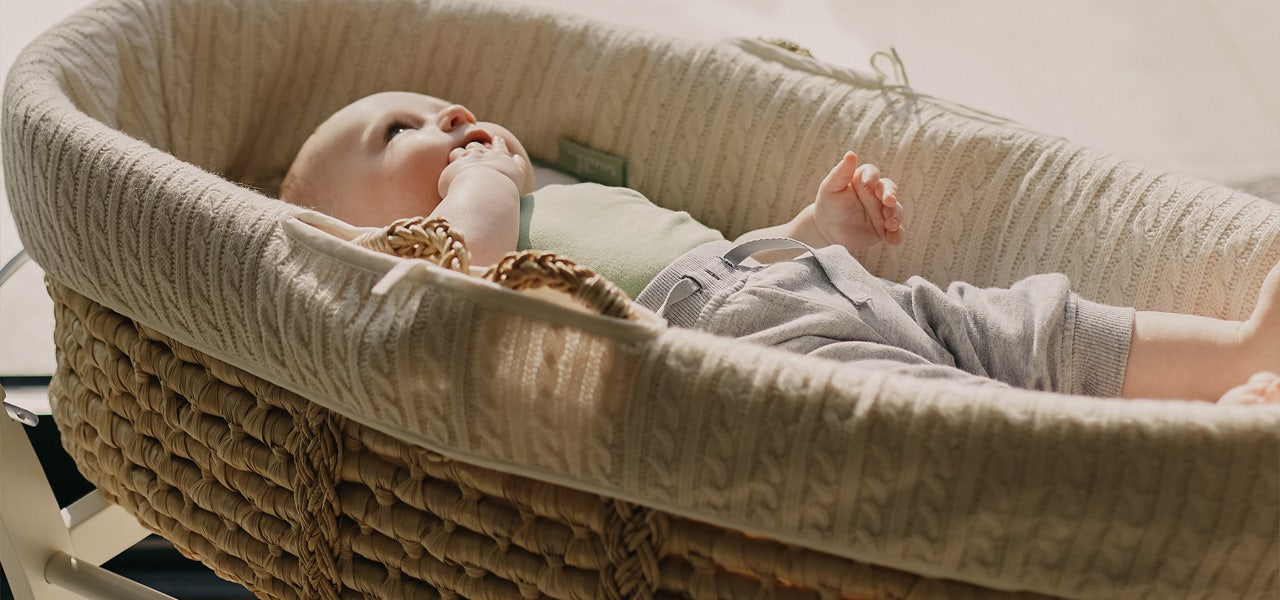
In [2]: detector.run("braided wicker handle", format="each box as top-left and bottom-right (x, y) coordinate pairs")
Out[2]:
(351, 217), (471, 272)
(352, 216), (639, 320)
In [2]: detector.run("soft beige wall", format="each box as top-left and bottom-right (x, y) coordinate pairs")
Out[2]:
(524, 0), (1280, 184)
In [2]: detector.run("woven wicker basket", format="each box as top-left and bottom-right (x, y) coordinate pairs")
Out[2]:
(11, 0), (1279, 598)
(48, 275), (1027, 599)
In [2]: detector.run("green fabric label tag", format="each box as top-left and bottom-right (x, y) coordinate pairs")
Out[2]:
(557, 138), (627, 187)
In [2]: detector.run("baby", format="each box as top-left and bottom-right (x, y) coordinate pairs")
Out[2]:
(282, 91), (1280, 404)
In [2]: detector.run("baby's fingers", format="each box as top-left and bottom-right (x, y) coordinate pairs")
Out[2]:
(884, 202), (905, 245)
(878, 178), (904, 245)
(877, 177), (898, 207)
(854, 163), (881, 191)
(850, 164), (888, 236)
(819, 152), (860, 193)
(879, 178), (902, 228)
(1218, 373), (1280, 405)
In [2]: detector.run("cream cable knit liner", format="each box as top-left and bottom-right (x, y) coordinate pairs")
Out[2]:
(4, 0), (1279, 598)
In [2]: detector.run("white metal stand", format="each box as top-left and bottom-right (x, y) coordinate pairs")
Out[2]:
(2, 249), (170, 599)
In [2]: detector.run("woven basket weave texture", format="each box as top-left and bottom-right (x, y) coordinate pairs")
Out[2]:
(48, 279), (1058, 599)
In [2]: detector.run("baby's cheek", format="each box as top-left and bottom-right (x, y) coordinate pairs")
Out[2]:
(393, 162), (445, 206)
(303, 191), (345, 220)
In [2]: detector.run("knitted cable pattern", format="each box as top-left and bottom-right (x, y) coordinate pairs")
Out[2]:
(6, 0), (1279, 598)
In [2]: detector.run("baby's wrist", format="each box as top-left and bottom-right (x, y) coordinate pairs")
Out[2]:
(789, 204), (833, 248)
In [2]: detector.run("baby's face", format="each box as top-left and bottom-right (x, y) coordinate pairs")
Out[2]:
(284, 91), (533, 226)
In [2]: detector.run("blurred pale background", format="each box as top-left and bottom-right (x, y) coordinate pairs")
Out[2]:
(3, 0), (1279, 379)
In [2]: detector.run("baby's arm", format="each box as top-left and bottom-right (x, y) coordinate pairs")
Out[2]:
(736, 152), (902, 257)
(430, 138), (528, 267)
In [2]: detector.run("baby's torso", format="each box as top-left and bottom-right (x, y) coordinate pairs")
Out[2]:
(517, 183), (725, 298)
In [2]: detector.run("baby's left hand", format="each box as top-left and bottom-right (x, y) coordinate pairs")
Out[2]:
(812, 152), (903, 252)
(438, 136), (531, 200)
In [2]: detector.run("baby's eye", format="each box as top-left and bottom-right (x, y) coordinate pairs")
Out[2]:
(385, 122), (412, 142)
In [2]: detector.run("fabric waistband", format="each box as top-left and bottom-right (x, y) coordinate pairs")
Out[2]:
(637, 240), (743, 329)
(636, 238), (823, 329)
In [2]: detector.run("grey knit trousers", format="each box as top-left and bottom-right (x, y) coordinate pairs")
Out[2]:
(636, 239), (1135, 396)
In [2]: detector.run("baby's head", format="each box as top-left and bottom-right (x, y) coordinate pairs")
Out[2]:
(280, 91), (534, 226)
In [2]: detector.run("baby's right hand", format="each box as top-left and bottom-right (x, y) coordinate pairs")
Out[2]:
(438, 136), (531, 199)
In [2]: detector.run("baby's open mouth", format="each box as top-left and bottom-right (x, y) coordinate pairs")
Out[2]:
(461, 129), (493, 148)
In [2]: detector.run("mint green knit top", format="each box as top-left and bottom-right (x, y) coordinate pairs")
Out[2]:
(517, 183), (725, 298)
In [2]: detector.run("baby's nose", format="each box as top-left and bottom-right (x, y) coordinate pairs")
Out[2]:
(438, 105), (477, 131)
